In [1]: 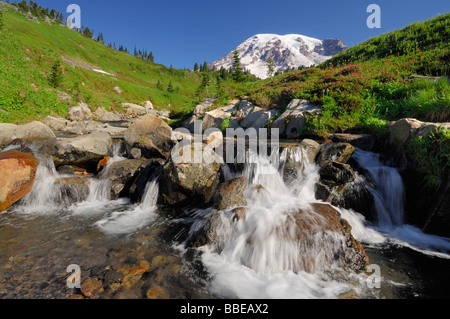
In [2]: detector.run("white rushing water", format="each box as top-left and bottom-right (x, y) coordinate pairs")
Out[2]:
(199, 146), (374, 299)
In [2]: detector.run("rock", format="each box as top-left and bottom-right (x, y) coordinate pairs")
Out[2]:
(121, 265), (147, 291)
(202, 104), (237, 131)
(0, 150), (39, 213)
(316, 143), (355, 166)
(389, 118), (450, 148)
(185, 211), (230, 248)
(319, 161), (356, 186)
(239, 100), (279, 130)
(123, 103), (148, 116)
(0, 121), (56, 147)
(231, 207), (246, 221)
(213, 177), (248, 210)
(330, 133), (376, 151)
(300, 139), (321, 163)
(124, 114), (174, 159)
(204, 131), (223, 149)
(95, 107), (123, 122)
(113, 86), (122, 94)
(128, 161), (165, 203)
(287, 203), (369, 273)
(144, 101), (154, 110)
(423, 174), (450, 237)
(57, 165), (76, 175)
(56, 90), (72, 101)
(99, 159), (153, 199)
(193, 104), (209, 117)
(160, 143), (222, 206)
(67, 102), (92, 121)
(272, 99), (321, 138)
(81, 278), (104, 298)
(129, 148), (142, 160)
(54, 177), (91, 202)
(43, 132), (112, 168)
(42, 116), (71, 132)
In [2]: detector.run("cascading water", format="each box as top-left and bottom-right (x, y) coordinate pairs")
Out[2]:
(350, 148), (450, 256)
(352, 149), (405, 227)
(196, 145), (370, 299)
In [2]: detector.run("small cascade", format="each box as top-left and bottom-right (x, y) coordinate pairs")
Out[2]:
(352, 149), (405, 227)
(94, 166), (162, 235)
(18, 153), (62, 214)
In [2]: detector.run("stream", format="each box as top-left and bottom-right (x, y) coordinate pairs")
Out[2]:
(1, 143), (450, 299)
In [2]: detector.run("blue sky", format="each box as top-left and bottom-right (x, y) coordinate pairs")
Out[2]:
(37, 0), (449, 69)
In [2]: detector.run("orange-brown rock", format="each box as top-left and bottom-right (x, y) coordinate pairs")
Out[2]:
(0, 150), (39, 213)
(80, 278), (104, 298)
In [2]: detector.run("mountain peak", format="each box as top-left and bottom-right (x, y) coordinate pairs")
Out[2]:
(210, 33), (347, 79)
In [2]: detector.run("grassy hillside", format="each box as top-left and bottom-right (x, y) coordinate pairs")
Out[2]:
(0, 2), (204, 124)
(322, 12), (450, 76)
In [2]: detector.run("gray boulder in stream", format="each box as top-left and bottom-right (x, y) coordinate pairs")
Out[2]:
(43, 132), (112, 168)
(160, 142), (223, 207)
(124, 114), (174, 159)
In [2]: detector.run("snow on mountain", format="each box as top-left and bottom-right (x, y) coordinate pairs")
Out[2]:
(209, 34), (347, 79)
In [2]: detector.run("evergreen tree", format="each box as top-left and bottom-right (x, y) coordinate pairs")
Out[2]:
(232, 48), (244, 82)
(194, 62), (199, 72)
(0, 11), (4, 31)
(156, 79), (163, 90)
(148, 51), (154, 63)
(267, 58), (275, 78)
(96, 32), (104, 44)
(167, 80), (174, 93)
(134, 45), (138, 57)
(48, 60), (63, 88)
(202, 61), (209, 72)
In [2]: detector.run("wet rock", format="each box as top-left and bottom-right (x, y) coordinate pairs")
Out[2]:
(316, 143), (355, 166)
(423, 174), (450, 237)
(121, 265), (147, 291)
(288, 203), (370, 273)
(80, 278), (104, 298)
(231, 207), (246, 221)
(146, 286), (164, 299)
(160, 143), (222, 207)
(128, 161), (164, 203)
(319, 161), (356, 186)
(54, 177), (91, 202)
(99, 159), (153, 199)
(124, 114), (174, 159)
(330, 133), (375, 152)
(213, 177), (248, 210)
(0, 150), (39, 213)
(43, 132), (113, 169)
(300, 139), (321, 163)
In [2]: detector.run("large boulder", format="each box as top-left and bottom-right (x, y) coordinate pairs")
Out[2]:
(99, 159), (153, 199)
(43, 132), (112, 168)
(238, 100), (279, 130)
(160, 143), (223, 207)
(202, 104), (238, 132)
(272, 99), (321, 139)
(122, 103), (148, 116)
(54, 176), (91, 203)
(0, 150), (39, 212)
(124, 114), (174, 159)
(0, 121), (56, 147)
(389, 118), (450, 148)
(213, 177), (248, 210)
(67, 102), (92, 121)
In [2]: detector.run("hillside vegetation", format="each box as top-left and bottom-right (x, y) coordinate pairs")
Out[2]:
(0, 2), (205, 123)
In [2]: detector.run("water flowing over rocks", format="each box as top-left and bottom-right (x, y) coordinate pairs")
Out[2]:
(0, 150), (39, 212)
(213, 177), (248, 210)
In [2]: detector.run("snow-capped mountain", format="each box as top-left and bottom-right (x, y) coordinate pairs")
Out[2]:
(210, 34), (347, 79)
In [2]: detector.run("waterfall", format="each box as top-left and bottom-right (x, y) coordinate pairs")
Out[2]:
(352, 149), (405, 227)
(197, 145), (363, 298)
(17, 153), (63, 215)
